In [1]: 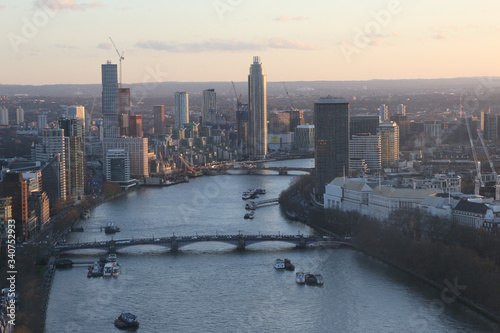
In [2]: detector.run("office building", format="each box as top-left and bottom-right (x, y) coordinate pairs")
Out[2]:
(397, 104), (406, 115)
(175, 92), (189, 129)
(289, 110), (305, 132)
(349, 133), (381, 172)
(118, 88), (131, 136)
(350, 115), (380, 139)
(103, 137), (149, 178)
(201, 89), (216, 126)
(294, 125), (315, 151)
(378, 121), (399, 169)
(314, 97), (349, 197)
(236, 104), (249, 152)
(153, 105), (165, 135)
(269, 112), (291, 134)
(0, 197), (12, 239)
(105, 149), (131, 183)
(247, 56), (267, 159)
(102, 61), (119, 138)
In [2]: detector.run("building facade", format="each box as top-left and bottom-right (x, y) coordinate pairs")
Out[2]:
(314, 97), (349, 196)
(153, 105), (165, 136)
(102, 62), (119, 138)
(349, 134), (381, 172)
(377, 121), (399, 169)
(103, 137), (149, 178)
(293, 125), (315, 151)
(59, 118), (85, 199)
(247, 56), (268, 160)
(175, 92), (189, 129)
(201, 89), (216, 126)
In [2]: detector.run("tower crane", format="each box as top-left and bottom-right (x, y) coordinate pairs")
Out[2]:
(462, 91), (482, 195)
(231, 81), (242, 111)
(109, 37), (125, 88)
(282, 82), (295, 111)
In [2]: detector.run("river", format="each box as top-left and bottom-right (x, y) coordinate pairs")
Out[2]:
(45, 159), (499, 332)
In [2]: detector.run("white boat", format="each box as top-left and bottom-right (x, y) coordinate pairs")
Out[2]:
(112, 263), (121, 277)
(315, 274), (324, 285)
(108, 253), (117, 262)
(103, 263), (113, 277)
(274, 259), (285, 269)
(296, 272), (306, 284)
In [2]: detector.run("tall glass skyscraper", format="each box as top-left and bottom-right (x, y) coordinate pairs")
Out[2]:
(314, 97), (349, 197)
(175, 91), (189, 129)
(247, 56), (267, 160)
(102, 61), (119, 138)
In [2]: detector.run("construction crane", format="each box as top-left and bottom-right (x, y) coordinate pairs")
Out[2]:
(462, 91), (482, 195)
(231, 81), (242, 111)
(109, 37), (125, 88)
(178, 155), (201, 177)
(282, 82), (295, 111)
(477, 128), (500, 200)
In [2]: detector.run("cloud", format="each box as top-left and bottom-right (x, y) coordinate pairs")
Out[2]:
(274, 15), (308, 22)
(433, 32), (447, 40)
(134, 38), (320, 52)
(97, 42), (112, 50)
(35, 0), (103, 11)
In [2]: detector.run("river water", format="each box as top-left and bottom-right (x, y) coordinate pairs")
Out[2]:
(46, 159), (499, 332)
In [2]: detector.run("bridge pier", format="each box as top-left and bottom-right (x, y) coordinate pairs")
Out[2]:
(108, 240), (116, 253)
(237, 238), (246, 251)
(170, 238), (178, 252)
(298, 236), (307, 249)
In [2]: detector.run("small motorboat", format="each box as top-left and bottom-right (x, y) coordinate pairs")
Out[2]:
(296, 272), (306, 284)
(315, 274), (324, 285)
(244, 212), (255, 219)
(115, 312), (139, 329)
(274, 259), (285, 269)
(284, 258), (295, 271)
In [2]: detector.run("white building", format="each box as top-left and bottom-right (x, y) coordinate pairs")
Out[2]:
(37, 115), (47, 132)
(349, 134), (381, 172)
(175, 91), (189, 129)
(0, 107), (9, 125)
(16, 107), (24, 124)
(379, 104), (388, 122)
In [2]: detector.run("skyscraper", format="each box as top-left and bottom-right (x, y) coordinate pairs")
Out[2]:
(378, 121), (400, 169)
(37, 115), (47, 132)
(118, 88), (131, 136)
(314, 97), (349, 197)
(247, 56), (267, 159)
(175, 92), (189, 129)
(350, 115), (380, 139)
(0, 107), (9, 125)
(201, 89), (216, 126)
(129, 115), (143, 138)
(379, 104), (389, 122)
(59, 118), (85, 199)
(102, 61), (119, 138)
(153, 105), (165, 135)
(0, 173), (28, 241)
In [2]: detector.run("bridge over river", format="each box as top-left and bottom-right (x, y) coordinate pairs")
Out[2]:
(56, 234), (352, 253)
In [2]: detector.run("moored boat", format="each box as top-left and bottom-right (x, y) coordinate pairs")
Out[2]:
(284, 258), (295, 271)
(296, 272), (306, 284)
(104, 223), (121, 234)
(274, 258), (285, 269)
(315, 274), (324, 285)
(114, 312), (139, 329)
(305, 273), (318, 286)
(244, 212), (255, 219)
(103, 263), (113, 277)
(113, 263), (121, 277)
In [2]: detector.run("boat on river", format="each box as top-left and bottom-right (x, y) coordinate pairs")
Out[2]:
(296, 272), (306, 284)
(315, 274), (324, 285)
(103, 223), (121, 234)
(284, 258), (295, 271)
(244, 212), (255, 219)
(274, 259), (285, 269)
(305, 273), (321, 286)
(114, 312), (139, 329)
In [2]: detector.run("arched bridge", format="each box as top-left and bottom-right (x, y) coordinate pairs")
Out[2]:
(221, 166), (313, 175)
(55, 234), (352, 253)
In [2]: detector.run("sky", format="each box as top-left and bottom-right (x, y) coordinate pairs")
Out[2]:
(1, 0), (500, 85)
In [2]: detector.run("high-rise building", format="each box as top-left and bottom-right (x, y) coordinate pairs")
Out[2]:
(118, 88), (131, 136)
(153, 105), (165, 135)
(0, 197), (13, 239)
(378, 121), (400, 169)
(105, 149), (131, 183)
(103, 137), (149, 178)
(102, 61), (119, 138)
(293, 125), (315, 151)
(397, 104), (406, 115)
(32, 129), (67, 201)
(201, 89), (216, 126)
(175, 92), (189, 129)
(289, 110), (305, 132)
(236, 104), (249, 152)
(0, 173), (28, 241)
(247, 56), (267, 159)
(0, 107), (9, 125)
(350, 115), (380, 139)
(59, 118), (85, 199)
(349, 133), (381, 172)
(379, 104), (389, 122)
(483, 112), (499, 140)
(37, 115), (47, 132)
(129, 115), (143, 138)
(16, 107), (24, 124)
(314, 97), (349, 197)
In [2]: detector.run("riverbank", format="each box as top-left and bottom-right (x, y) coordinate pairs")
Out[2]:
(278, 176), (500, 325)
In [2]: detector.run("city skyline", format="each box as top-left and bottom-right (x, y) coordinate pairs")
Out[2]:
(2, 0), (500, 85)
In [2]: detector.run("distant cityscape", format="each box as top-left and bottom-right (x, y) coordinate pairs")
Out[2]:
(1, 56), (500, 331)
